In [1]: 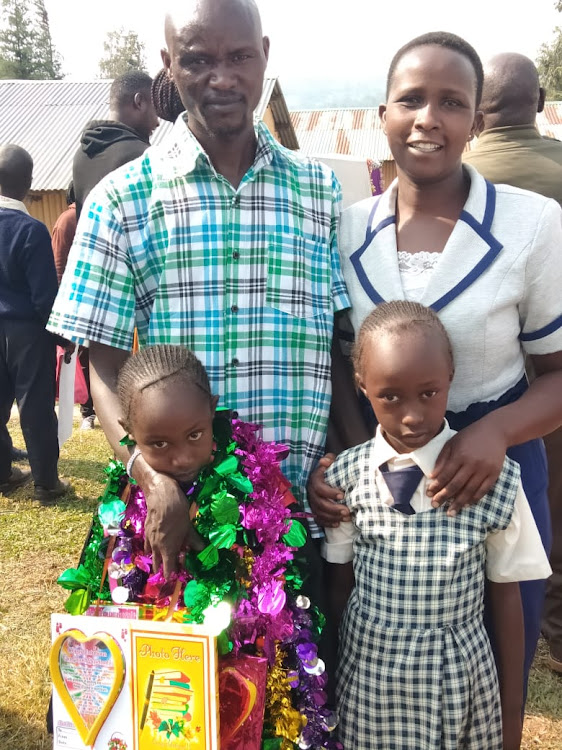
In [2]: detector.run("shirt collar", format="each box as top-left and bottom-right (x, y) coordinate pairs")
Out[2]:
(158, 115), (276, 180)
(0, 195), (29, 214)
(372, 420), (455, 477)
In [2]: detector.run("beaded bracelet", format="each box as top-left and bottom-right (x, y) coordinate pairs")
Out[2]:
(126, 447), (142, 477)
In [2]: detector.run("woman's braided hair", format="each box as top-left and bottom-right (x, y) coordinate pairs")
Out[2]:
(352, 301), (454, 374)
(118, 345), (212, 432)
(151, 68), (186, 122)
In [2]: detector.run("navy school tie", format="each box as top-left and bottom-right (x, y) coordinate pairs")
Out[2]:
(379, 462), (424, 515)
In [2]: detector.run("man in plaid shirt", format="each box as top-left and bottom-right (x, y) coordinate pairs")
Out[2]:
(47, 0), (350, 575)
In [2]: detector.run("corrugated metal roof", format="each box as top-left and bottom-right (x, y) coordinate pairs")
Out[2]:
(0, 76), (296, 190)
(0, 80), (112, 190)
(290, 108), (392, 161)
(536, 102), (562, 141)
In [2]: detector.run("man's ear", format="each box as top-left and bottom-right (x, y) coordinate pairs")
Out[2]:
(538, 87), (546, 114)
(262, 35), (270, 62)
(161, 47), (172, 77)
(379, 103), (387, 134)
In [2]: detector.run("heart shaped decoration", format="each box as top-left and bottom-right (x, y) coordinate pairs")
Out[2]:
(50, 628), (126, 747)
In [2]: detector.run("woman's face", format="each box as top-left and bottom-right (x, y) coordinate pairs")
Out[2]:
(380, 45), (482, 186)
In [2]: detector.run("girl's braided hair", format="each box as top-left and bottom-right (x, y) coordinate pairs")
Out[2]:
(352, 301), (454, 373)
(118, 344), (212, 432)
(151, 68), (186, 123)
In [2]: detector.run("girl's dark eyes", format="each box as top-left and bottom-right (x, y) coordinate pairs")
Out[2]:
(188, 431), (203, 441)
(421, 390), (438, 399)
(152, 441), (168, 449)
(380, 394), (399, 402)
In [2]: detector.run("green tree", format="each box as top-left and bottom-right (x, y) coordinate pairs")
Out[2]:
(0, 0), (62, 79)
(32, 0), (62, 79)
(98, 28), (147, 78)
(0, 0), (37, 78)
(537, 29), (562, 99)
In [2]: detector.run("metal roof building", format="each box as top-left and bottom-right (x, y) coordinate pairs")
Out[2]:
(0, 77), (297, 229)
(290, 107), (392, 162)
(291, 104), (562, 163)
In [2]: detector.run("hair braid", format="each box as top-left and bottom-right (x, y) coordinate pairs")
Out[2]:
(353, 301), (454, 374)
(151, 68), (186, 122)
(118, 345), (211, 432)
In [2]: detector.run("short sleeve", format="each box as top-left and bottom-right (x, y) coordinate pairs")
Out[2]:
(328, 173), (351, 314)
(322, 522), (358, 563)
(324, 442), (370, 494)
(519, 199), (562, 355)
(47, 181), (136, 349)
(486, 482), (552, 582)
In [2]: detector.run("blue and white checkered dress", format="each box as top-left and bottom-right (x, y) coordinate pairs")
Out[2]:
(326, 441), (520, 749)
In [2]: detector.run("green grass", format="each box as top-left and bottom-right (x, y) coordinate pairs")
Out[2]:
(0, 417), (560, 748)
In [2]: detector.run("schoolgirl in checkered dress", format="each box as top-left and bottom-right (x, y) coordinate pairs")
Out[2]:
(323, 302), (551, 749)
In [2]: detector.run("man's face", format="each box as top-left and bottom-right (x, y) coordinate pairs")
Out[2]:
(162, 2), (269, 142)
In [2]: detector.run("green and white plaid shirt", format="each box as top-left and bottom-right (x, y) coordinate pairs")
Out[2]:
(48, 116), (350, 527)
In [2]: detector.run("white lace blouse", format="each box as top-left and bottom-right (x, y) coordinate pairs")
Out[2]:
(397, 251), (440, 302)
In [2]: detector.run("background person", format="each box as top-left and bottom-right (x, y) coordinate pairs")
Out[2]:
(0, 145), (71, 503)
(71, 70), (159, 430)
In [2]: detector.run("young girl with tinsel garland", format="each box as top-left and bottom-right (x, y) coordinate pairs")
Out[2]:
(58, 344), (340, 750)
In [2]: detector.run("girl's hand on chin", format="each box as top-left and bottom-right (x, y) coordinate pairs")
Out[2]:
(427, 420), (508, 515)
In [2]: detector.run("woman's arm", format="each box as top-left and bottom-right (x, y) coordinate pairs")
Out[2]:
(488, 580), (524, 750)
(428, 351), (562, 513)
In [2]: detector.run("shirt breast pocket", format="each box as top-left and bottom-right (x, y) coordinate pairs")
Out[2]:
(266, 234), (331, 319)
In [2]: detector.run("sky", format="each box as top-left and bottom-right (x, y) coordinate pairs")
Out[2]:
(44, 0), (561, 96)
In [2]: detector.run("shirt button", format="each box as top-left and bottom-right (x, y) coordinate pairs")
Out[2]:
(232, 357), (239, 366)
(232, 250), (240, 260)
(231, 196), (239, 207)
(231, 304), (239, 313)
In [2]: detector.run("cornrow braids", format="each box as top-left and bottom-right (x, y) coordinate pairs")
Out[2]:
(151, 68), (186, 122)
(118, 344), (212, 432)
(353, 301), (454, 374)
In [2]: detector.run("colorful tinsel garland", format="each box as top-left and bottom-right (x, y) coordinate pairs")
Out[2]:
(57, 410), (341, 750)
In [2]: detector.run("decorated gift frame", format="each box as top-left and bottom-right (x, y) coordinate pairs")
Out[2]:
(50, 613), (219, 750)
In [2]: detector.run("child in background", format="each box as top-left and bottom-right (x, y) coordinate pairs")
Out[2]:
(323, 301), (551, 750)
(58, 344), (340, 750)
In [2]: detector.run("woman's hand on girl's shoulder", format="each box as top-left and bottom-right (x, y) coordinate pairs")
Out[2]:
(307, 454), (351, 528)
(427, 419), (508, 515)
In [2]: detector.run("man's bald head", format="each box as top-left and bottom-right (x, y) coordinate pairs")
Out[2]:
(0, 144), (33, 200)
(164, 0), (263, 45)
(479, 53), (545, 130)
(161, 0), (269, 146)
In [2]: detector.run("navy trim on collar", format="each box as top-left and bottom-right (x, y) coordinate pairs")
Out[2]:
(349, 180), (504, 313)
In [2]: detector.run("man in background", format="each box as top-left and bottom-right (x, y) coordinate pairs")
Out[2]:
(0, 145), (70, 503)
(465, 52), (562, 675)
(71, 70), (159, 429)
(51, 182), (76, 284)
(73, 70), (159, 218)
